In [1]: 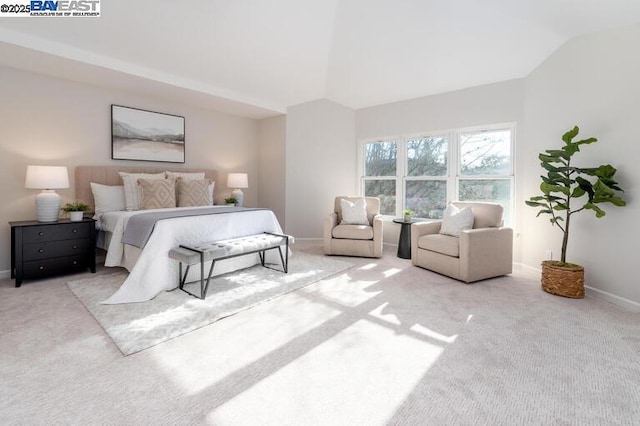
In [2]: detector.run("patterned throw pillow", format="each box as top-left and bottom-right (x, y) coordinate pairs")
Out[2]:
(166, 171), (215, 205)
(138, 178), (177, 210)
(176, 179), (210, 207)
(439, 204), (474, 237)
(119, 172), (166, 210)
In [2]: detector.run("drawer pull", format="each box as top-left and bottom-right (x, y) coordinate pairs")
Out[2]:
(72, 229), (78, 233)
(38, 232), (44, 236)
(38, 249), (44, 253)
(39, 266), (45, 270)
(73, 261), (77, 265)
(72, 245), (78, 249)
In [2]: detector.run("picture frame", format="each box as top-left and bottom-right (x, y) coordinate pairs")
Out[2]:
(111, 105), (185, 163)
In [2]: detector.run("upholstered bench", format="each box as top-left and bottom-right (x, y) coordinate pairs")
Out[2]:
(169, 232), (291, 299)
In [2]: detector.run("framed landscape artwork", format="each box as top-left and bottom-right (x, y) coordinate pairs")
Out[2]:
(111, 105), (185, 163)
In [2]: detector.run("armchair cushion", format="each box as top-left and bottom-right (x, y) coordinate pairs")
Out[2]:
(418, 234), (460, 257)
(332, 224), (374, 240)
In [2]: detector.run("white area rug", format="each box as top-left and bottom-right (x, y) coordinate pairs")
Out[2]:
(67, 252), (353, 355)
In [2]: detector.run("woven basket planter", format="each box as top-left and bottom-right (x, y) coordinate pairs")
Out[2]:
(541, 260), (584, 299)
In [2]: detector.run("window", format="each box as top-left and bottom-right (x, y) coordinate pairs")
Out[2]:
(405, 136), (448, 219)
(458, 129), (513, 224)
(361, 124), (514, 224)
(363, 140), (397, 215)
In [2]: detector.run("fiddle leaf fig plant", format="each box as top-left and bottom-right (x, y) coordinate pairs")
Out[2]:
(525, 125), (626, 264)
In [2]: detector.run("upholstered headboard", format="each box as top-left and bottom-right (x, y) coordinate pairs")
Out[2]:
(75, 166), (217, 212)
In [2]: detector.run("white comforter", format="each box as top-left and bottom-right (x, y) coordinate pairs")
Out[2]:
(98, 206), (286, 304)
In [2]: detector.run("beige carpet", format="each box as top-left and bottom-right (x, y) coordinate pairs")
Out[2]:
(67, 251), (354, 355)
(1, 241), (639, 425)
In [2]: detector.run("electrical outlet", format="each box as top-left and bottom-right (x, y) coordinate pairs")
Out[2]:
(545, 250), (553, 260)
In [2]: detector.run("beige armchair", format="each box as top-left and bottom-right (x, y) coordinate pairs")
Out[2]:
(411, 202), (513, 282)
(324, 196), (383, 258)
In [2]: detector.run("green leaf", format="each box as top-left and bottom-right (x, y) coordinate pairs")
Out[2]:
(571, 187), (586, 198)
(595, 164), (617, 179)
(539, 154), (565, 163)
(562, 126), (579, 144)
(577, 167), (599, 176)
(575, 176), (595, 201)
(537, 209), (553, 217)
(563, 143), (580, 156)
(541, 182), (570, 195)
(525, 201), (546, 208)
(541, 162), (559, 173)
(584, 202), (606, 218)
(553, 203), (568, 211)
(545, 150), (570, 160)
(575, 137), (598, 146)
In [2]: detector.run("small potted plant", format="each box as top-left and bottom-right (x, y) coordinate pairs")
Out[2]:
(525, 125), (626, 298)
(224, 196), (237, 206)
(61, 202), (90, 221)
(403, 209), (414, 222)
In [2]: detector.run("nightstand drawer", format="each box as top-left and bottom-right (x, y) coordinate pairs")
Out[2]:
(10, 218), (96, 287)
(23, 239), (90, 261)
(23, 256), (88, 279)
(23, 222), (90, 243)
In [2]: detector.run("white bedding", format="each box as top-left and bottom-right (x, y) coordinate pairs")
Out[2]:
(98, 206), (286, 304)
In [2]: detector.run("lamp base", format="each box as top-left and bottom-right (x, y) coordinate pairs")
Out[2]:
(35, 190), (61, 222)
(231, 188), (245, 207)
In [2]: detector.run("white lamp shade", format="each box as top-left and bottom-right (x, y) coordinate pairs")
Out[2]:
(25, 166), (69, 189)
(227, 173), (248, 189)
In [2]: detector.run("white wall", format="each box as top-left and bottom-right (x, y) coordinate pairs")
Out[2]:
(520, 23), (640, 305)
(356, 79), (525, 249)
(285, 99), (356, 237)
(257, 115), (287, 226)
(0, 65), (260, 275)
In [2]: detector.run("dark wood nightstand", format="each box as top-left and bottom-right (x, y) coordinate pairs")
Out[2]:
(10, 218), (96, 287)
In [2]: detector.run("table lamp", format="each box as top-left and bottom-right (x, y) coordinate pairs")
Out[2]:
(25, 165), (70, 222)
(227, 172), (248, 207)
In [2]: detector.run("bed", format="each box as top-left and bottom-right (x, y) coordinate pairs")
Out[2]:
(75, 166), (286, 304)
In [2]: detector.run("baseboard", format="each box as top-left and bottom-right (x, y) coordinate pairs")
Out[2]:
(512, 263), (640, 312)
(0, 269), (10, 280)
(290, 237), (398, 248)
(584, 286), (640, 312)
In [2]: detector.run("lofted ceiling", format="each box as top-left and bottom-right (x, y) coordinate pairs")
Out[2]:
(1, 0), (640, 119)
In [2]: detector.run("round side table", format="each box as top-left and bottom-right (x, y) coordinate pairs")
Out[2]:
(392, 218), (418, 259)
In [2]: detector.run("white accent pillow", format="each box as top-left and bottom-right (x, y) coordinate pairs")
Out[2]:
(119, 172), (166, 211)
(340, 198), (369, 225)
(439, 204), (474, 237)
(90, 182), (125, 216)
(166, 171), (215, 205)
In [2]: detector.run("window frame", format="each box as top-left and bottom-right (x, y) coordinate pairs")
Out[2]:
(358, 123), (515, 224)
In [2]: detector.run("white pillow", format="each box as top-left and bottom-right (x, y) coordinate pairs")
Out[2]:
(340, 198), (369, 225)
(119, 172), (166, 211)
(166, 171), (215, 205)
(90, 182), (125, 216)
(439, 204), (474, 237)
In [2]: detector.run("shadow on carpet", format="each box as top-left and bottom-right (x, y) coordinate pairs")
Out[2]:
(67, 252), (353, 355)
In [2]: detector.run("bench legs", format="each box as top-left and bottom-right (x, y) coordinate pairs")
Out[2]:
(178, 235), (290, 300)
(259, 233), (289, 273)
(178, 251), (217, 299)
